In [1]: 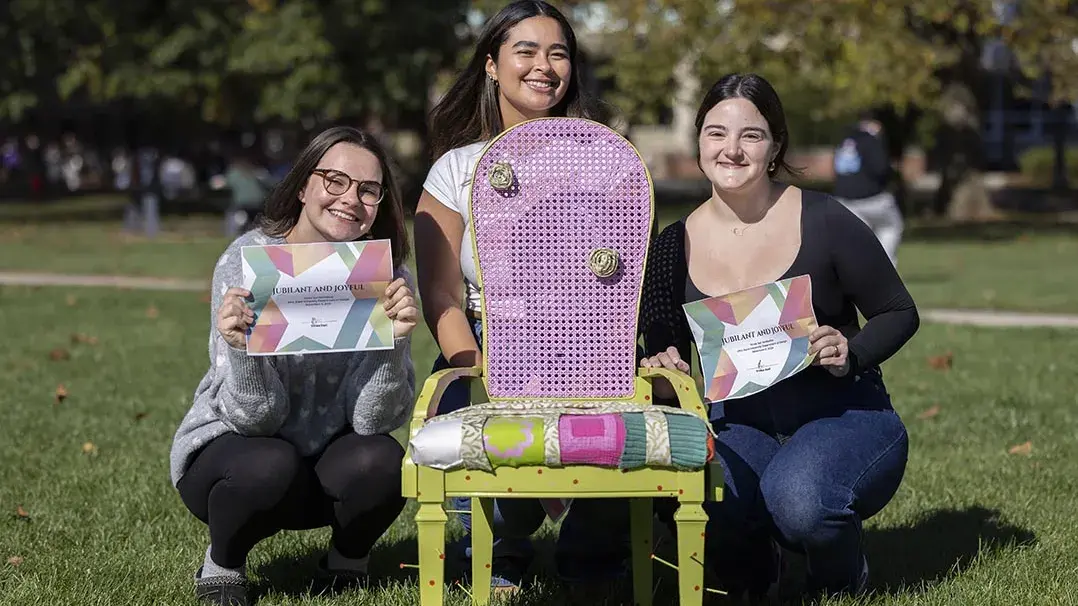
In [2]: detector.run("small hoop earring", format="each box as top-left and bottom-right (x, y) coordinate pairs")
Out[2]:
(768, 161), (776, 173)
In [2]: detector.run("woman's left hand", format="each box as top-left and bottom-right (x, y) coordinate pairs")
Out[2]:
(385, 278), (418, 338)
(809, 325), (850, 377)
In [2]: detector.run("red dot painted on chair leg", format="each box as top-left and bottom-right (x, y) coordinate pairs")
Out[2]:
(537, 469), (543, 474)
(486, 563), (492, 569)
(507, 487), (513, 492)
(657, 485), (663, 491)
(644, 395), (651, 401)
(573, 479), (579, 484)
(465, 475), (471, 481)
(429, 580), (436, 586)
(678, 489), (684, 495)
(694, 585), (701, 592)
(439, 554), (445, 560)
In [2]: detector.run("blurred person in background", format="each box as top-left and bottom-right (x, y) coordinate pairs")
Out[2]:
(832, 110), (904, 267)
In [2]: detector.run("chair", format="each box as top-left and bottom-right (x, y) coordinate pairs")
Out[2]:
(402, 117), (721, 605)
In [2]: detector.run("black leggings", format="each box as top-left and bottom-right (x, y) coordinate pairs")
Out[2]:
(177, 431), (406, 568)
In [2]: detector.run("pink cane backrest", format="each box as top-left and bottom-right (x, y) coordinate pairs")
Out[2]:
(470, 118), (654, 400)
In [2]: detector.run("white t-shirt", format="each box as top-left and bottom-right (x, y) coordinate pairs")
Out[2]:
(422, 141), (487, 312)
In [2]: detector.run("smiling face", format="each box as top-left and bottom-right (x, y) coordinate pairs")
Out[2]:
(698, 98), (780, 193)
(291, 142), (383, 243)
(486, 15), (572, 124)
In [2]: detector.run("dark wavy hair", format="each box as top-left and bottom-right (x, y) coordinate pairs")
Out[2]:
(428, 0), (604, 159)
(695, 73), (799, 178)
(258, 126), (410, 267)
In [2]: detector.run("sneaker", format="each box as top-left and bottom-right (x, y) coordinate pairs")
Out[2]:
(193, 567), (249, 606)
(453, 537), (534, 590)
(315, 554), (369, 593)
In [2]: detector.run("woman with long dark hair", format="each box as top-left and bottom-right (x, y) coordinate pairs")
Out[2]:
(414, 0), (625, 593)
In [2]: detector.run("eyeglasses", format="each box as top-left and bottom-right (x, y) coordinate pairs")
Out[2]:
(311, 169), (385, 206)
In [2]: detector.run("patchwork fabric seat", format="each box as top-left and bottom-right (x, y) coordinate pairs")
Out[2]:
(402, 117), (722, 606)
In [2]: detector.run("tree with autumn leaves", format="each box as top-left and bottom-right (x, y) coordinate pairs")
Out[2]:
(472, 0), (1078, 216)
(3, 0), (1076, 215)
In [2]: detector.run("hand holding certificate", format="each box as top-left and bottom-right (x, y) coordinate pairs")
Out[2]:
(234, 239), (412, 355)
(683, 275), (820, 402)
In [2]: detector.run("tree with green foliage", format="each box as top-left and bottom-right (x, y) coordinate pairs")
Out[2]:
(1, 0), (469, 130)
(483, 0), (1078, 217)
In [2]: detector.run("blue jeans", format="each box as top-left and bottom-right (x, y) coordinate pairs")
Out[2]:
(702, 367), (908, 596)
(431, 317), (630, 586)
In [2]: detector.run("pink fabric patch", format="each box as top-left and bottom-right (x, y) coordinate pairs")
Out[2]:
(559, 414), (626, 467)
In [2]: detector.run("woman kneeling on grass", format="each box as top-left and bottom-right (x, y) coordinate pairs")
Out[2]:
(168, 126), (417, 606)
(639, 73), (919, 601)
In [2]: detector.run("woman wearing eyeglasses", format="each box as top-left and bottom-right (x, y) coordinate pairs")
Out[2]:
(168, 126), (418, 606)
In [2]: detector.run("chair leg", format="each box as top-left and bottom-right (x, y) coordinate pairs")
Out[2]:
(416, 500), (448, 606)
(630, 498), (654, 606)
(471, 497), (495, 605)
(674, 500), (707, 606)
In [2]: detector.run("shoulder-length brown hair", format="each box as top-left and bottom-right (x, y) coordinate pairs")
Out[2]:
(258, 126), (410, 267)
(427, 0), (607, 159)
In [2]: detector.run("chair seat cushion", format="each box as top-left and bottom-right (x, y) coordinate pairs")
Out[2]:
(409, 400), (714, 472)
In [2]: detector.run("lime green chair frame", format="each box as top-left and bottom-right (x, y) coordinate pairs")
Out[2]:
(401, 119), (723, 605)
(403, 368), (721, 605)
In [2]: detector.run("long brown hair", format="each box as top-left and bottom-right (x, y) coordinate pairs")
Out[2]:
(259, 126), (410, 267)
(428, 0), (605, 159)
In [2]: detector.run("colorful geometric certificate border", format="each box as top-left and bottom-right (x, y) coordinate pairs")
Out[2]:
(682, 274), (818, 403)
(240, 239), (394, 355)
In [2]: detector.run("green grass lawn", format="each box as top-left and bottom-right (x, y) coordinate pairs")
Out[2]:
(1, 197), (1076, 314)
(1, 285), (1075, 605)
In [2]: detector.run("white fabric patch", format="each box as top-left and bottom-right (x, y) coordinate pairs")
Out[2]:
(409, 418), (465, 471)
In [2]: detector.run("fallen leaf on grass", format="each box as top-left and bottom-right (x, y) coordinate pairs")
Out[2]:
(134, 412), (149, 422)
(15, 506), (30, 521)
(7, 556), (23, 567)
(48, 348), (71, 361)
(54, 384), (68, 404)
(82, 441), (98, 455)
(917, 405), (941, 420)
(146, 305), (159, 319)
(70, 333), (99, 346)
(928, 352), (954, 371)
(65, 294), (78, 306)
(1008, 441), (1033, 456)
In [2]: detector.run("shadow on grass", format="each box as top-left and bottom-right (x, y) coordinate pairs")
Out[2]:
(248, 537), (420, 602)
(864, 506), (1036, 595)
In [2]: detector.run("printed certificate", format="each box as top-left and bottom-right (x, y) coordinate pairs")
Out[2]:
(241, 240), (395, 355)
(683, 275), (818, 402)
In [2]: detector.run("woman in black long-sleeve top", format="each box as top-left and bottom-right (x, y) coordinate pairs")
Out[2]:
(639, 73), (919, 600)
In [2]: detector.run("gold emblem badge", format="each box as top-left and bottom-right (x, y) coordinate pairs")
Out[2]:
(588, 248), (619, 278)
(488, 161), (514, 191)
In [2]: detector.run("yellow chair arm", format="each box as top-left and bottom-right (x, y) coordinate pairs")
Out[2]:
(410, 366), (483, 430)
(638, 367), (709, 421)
